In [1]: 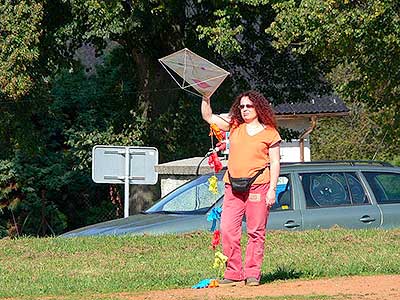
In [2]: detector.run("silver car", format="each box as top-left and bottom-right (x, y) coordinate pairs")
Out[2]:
(62, 161), (400, 237)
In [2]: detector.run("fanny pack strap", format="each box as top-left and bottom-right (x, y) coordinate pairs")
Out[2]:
(228, 165), (268, 183)
(247, 167), (267, 185)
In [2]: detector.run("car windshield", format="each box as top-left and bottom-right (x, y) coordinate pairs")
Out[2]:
(145, 172), (225, 215)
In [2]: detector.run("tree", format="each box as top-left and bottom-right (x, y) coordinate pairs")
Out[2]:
(265, 0), (399, 154)
(62, 0), (329, 109)
(196, 1), (329, 102)
(312, 102), (398, 162)
(0, 1), (43, 99)
(266, 0), (399, 105)
(0, 48), (148, 236)
(60, 0), (191, 119)
(0, 0), (74, 100)
(196, 0), (399, 159)
(0, 0), (340, 236)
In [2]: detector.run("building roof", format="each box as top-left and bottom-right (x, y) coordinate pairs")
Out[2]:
(273, 95), (349, 118)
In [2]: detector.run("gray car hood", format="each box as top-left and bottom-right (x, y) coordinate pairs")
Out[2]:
(61, 213), (211, 237)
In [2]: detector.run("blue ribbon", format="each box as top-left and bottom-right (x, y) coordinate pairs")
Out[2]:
(207, 207), (222, 231)
(192, 278), (211, 289)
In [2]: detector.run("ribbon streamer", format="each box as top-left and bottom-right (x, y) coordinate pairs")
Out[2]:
(208, 175), (219, 195)
(208, 153), (223, 173)
(209, 123), (224, 142)
(207, 207), (222, 231)
(211, 230), (221, 250)
(192, 279), (211, 289)
(191, 278), (219, 289)
(213, 251), (228, 278)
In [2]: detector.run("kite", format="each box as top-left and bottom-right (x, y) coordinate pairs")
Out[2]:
(159, 48), (230, 98)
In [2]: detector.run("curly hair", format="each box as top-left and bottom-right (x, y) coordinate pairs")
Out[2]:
(229, 90), (277, 128)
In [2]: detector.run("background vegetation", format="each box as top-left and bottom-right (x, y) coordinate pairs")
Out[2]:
(0, 0), (399, 237)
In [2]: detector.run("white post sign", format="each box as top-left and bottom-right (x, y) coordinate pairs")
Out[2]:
(92, 145), (158, 218)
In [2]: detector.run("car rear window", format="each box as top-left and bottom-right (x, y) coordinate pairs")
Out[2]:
(363, 172), (400, 204)
(300, 172), (368, 208)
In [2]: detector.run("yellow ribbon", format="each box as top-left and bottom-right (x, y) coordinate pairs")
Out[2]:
(208, 175), (219, 194)
(213, 251), (228, 278)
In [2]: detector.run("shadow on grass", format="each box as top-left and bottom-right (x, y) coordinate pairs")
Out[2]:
(261, 265), (303, 284)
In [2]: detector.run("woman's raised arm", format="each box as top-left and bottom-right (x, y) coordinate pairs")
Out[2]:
(201, 96), (231, 131)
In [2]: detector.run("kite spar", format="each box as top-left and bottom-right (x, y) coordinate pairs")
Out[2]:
(158, 48), (230, 98)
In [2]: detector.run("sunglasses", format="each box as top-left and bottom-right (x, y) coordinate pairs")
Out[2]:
(239, 104), (254, 109)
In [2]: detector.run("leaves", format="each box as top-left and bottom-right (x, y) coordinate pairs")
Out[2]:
(267, 0), (400, 109)
(312, 101), (399, 162)
(0, 1), (43, 99)
(1, 0), (399, 238)
(197, 8), (244, 56)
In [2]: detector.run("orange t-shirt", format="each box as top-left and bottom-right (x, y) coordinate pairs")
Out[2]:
(223, 123), (281, 185)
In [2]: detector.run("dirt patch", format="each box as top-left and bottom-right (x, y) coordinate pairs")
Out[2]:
(116, 274), (400, 300)
(3, 274), (399, 300)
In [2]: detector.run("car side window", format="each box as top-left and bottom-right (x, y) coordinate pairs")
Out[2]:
(363, 172), (400, 204)
(271, 175), (292, 211)
(162, 180), (225, 213)
(300, 172), (368, 208)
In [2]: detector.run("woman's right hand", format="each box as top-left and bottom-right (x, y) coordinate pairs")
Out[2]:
(266, 187), (276, 208)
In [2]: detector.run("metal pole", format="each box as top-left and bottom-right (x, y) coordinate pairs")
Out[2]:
(124, 146), (130, 218)
(298, 116), (317, 162)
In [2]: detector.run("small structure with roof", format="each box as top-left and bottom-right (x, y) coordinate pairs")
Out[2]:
(274, 94), (349, 162)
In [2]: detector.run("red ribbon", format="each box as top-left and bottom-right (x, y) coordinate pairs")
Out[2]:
(208, 152), (223, 173)
(212, 230), (221, 250)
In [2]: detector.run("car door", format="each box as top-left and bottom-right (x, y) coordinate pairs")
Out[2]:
(267, 173), (303, 231)
(362, 171), (400, 229)
(298, 171), (381, 229)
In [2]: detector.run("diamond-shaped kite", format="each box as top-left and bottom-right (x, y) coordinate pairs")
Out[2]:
(159, 48), (230, 98)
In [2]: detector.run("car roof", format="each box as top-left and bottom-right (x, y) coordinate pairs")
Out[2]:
(214, 160), (399, 177)
(279, 160), (399, 173)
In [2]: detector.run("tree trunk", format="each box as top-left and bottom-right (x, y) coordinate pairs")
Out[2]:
(40, 189), (47, 236)
(130, 49), (181, 119)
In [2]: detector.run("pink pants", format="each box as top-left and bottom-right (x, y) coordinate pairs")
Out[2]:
(221, 183), (270, 281)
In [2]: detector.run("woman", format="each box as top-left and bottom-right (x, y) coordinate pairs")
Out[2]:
(201, 90), (281, 287)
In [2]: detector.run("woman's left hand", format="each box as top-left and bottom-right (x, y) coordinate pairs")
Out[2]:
(266, 188), (276, 208)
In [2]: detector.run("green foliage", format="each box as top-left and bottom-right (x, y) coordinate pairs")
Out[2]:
(45, 49), (144, 227)
(0, 48), (142, 237)
(279, 127), (301, 142)
(2, 0), (398, 237)
(267, 0), (400, 109)
(312, 102), (398, 161)
(149, 96), (212, 161)
(0, 155), (68, 237)
(65, 121), (145, 170)
(0, 1), (43, 99)
(198, 7), (244, 55)
(0, 0), (73, 100)
(50, 47), (146, 167)
(196, 1), (271, 57)
(389, 156), (400, 167)
(192, 3), (328, 109)
(264, 0), (399, 160)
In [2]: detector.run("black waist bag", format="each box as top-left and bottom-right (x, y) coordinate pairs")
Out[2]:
(228, 167), (266, 193)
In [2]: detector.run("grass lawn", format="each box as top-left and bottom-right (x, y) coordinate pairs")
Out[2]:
(0, 228), (399, 298)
